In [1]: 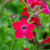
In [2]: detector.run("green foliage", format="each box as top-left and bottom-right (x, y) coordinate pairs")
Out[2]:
(0, 0), (50, 50)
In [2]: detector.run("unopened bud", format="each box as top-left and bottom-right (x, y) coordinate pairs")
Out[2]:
(33, 31), (36, 37)
(24, 0), (27, 3)
(14, 15), (17, 19)
(10, 14), (13, 18)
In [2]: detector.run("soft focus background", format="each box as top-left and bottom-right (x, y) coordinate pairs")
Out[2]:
(0, 0), (50, 50)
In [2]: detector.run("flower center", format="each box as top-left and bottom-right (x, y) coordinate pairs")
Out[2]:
(22, 26), (26, 30)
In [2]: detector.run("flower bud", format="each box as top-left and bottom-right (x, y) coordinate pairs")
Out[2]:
(10, 14), (13, 18)
(24, 0), (27, 3)
(33, 31), (36, 37)
(14, 15), (17, 19)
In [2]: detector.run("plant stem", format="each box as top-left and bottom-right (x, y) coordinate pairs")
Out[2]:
(0, 0), (5, 18)
(28, 9), (44, 23)
(11, 39), (17, 50)
(34, 36), (37, 45)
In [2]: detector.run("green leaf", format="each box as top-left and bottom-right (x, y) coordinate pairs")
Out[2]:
(0, 44), (9, 50)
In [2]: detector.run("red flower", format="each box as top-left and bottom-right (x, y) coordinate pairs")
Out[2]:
(41, 2), (50, 16)
(23, 7), (28, 12)
(10, 14), (13, 18)
(41, 37), (50, 44)
(36, 7), (39, 11)
(13, 18), (36, 39)
(30, 17), (42, 27)
(28, 0), (42, 9)
(20, 0), (26, 6)
(21, 12), (30, 19)
(24, 48), (28, 50)
(21, 7), (30, 19)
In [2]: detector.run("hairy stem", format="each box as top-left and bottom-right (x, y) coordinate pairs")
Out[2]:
(34, 37), (37, 45)
(0, 0), (5, 18)
(28, 9), (44, 23)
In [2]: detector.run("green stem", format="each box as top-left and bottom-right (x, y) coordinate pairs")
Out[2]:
(34, 36), (37, 45)
(0, 0), (5, 18)
(12, 39), (17, 50)
(28, 9), (44, 23)
(11, 20), (15, 50)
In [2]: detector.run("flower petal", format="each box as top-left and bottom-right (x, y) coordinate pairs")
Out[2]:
(20, 18), (27, 25)
(28, 0), (41, 9)
(41, 2), (50, 16)
(15, 31), (23, 39)
(27, 24), (36, 31)
(12, 22), (21, 30)
(47, 37), (50, 40)
(21, 12), (30, 19)
(25, 31), (33, 39)
(44, 8), (49, 14)
(23, 7), (28, 12)
(40, 39), (50, 44)
(35, 21), (42, 27)
(41, 37), (50, 44)
(24, 48), (28, 50)
(31, 17), (40, 22)
(28, 0), (34, 5)
(49, 11), (50, 16)
(30, 2), (39, 9)
(41, 2), (48, 8)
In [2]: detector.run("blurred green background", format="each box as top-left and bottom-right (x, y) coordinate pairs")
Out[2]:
(0, 0), (50, 50)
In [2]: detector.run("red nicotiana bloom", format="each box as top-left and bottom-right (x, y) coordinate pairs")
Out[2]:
(13, 18), (36, 39)
(21, 7), (30, 19)
(21, 12), (30, 19)
(24, 48), (28, 50)
(21, 8), (42, 27)
(30, 17), (42, 27)
(41, 2), (50, 16)
(36, 7), (39, 11)
(23, 7), (28, 12)
(28, 0), (42, 9)
(41, 37), (50, 44)
(10, 14), (13, 18)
